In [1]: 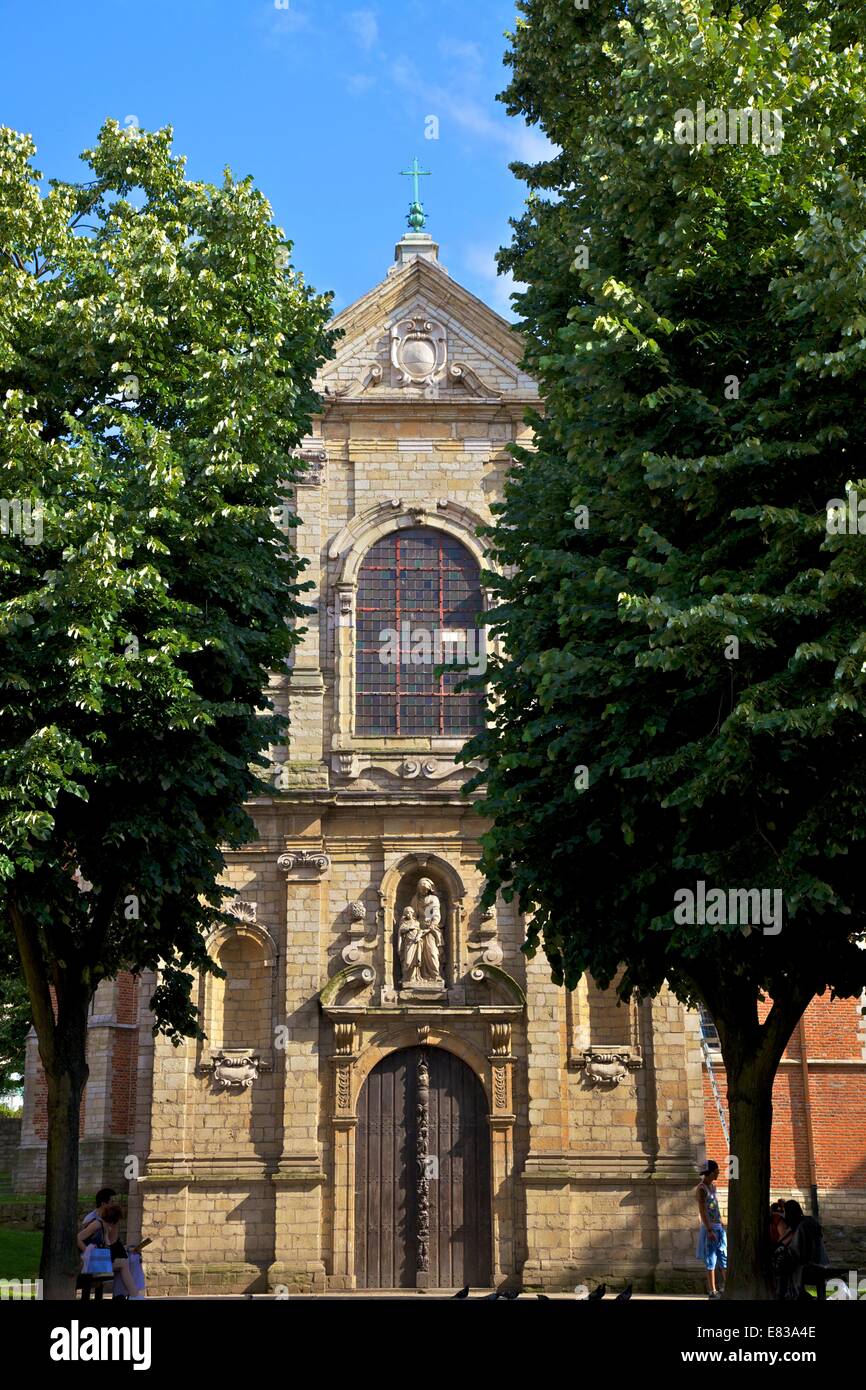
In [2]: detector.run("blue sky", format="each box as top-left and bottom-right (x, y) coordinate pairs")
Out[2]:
(3, 0), (552, 318)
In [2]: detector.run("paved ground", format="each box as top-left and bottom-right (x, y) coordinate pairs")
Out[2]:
(135, 1289), (708, 1300)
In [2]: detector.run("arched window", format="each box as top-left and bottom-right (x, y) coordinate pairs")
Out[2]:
(355, 526), (484, 736)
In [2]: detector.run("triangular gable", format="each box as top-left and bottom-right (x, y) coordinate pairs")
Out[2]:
(317, 256), (538, 402)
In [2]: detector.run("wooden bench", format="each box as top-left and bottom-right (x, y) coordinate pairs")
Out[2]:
(76, 1272), (114, 1300)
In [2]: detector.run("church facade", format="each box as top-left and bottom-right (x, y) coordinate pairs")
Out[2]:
(19, 219), (865, 1294)
(120, 224), (706, 1293)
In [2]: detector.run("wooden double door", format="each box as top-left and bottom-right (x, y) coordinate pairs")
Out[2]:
(354, 1046), (492, 1288)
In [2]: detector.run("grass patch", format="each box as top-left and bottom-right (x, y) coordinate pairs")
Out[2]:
(0, 1227), (41, 1281)
(0, 1187), (92, 1207)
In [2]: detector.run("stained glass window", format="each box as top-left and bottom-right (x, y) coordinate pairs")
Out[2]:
(355, 527), (485, 736)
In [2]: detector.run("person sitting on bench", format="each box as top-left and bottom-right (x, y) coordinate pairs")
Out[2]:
(76, 1188), (117, 1299)
(778, 1200), (829, 1299)
(78, 1202), (141, 1299)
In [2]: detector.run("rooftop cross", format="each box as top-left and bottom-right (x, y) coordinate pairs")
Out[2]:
(400, 156), (431, 233)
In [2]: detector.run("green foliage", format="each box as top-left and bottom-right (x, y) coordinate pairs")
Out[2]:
(466, 0), (866, 1030)
(0, 121), (335, 1042)
(0, 920), (29, 1091)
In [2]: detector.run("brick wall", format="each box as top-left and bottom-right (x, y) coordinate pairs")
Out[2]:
(25, 973), (139, 1145)
(702, 993), (866, 1200)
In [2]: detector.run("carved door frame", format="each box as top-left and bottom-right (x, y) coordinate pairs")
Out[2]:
(328, 1024), (516, 1289)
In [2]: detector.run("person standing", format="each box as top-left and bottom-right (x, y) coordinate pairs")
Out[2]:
(695, 1161), (728, 1298)
(769, 1199), (786, 1245)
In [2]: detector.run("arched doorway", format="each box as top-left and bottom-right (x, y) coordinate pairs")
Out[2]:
(354, 1046), (492, 1288)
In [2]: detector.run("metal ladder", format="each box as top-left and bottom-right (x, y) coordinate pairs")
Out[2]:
(701, 1035), (730, 1149)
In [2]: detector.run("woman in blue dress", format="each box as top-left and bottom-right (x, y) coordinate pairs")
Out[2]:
(695, 1160), (728, 1299)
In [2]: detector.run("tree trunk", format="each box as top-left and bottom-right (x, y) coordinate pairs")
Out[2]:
(723, 1054), (776, 1299)
(39, 997), (90, 1301)
(705, 982), (813, 1301)
(9, 898), (94, 1300)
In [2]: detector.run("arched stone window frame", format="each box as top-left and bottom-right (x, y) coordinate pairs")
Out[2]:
(327, 500), (496, 762)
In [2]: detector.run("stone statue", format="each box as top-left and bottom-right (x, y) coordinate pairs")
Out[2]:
(414, 878), (443, 981)
(398, 878), (444, 985)
(398, 906), (424, 983)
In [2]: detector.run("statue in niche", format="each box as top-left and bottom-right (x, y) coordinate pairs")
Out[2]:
(398, 878), (444, 984)
(398, 907), (424, 983)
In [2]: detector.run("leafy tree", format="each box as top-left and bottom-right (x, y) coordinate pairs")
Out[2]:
(466, 0), (866, 1297)
(0, 921), (30, 1095)
(0, 121), (334, 1296)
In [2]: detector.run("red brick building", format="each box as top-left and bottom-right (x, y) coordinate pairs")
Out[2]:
(700, 991), (866, 1261)
(15, 972), (146, 1194)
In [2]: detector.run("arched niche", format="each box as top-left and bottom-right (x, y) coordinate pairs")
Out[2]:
(379, 853), (466, 993)
(201, 921), (278, 1057)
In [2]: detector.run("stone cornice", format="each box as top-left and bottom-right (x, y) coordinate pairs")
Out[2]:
(521, 1152), (695, 1185)
(322, 1004), (524, 1021)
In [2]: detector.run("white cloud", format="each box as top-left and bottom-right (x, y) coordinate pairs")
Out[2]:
(438, 38), (484, 70)
(443, 96), (556, 163)
(348, 9), (379, 52)
(390, 55), (416, 88)
(390, 57), (557, 165)
(266, 1), (313, 39)
(347, 73), (376, 95)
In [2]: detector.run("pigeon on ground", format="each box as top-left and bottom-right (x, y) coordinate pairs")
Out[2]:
(483, 1290), (501, 1300)
(587, 1283), (606, 1301)
(502, 1288), (521, 1300)
(537, 1294), (551, 1301)
(453, 1286), (470, 1300)
(615, 1284), (633, 1301)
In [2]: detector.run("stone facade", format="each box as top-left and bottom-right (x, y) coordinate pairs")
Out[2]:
(116, 230), (705, 1293)
(14, 228), (866, 1289)
(29, 228), (866, 1292)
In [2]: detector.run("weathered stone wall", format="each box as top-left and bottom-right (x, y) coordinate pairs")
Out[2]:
(0, 1115), (22, 1174)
